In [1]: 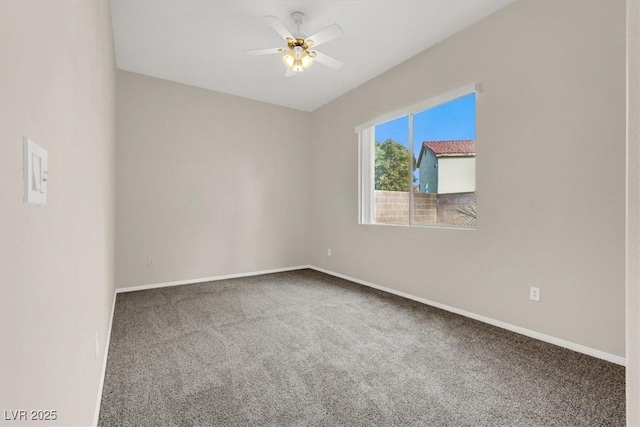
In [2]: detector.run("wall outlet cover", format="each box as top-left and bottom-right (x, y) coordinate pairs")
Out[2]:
(530, 286), (540, 301)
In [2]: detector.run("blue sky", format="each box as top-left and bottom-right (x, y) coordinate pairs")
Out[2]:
(374, 92), (476, 157)
(374, 92), (476, 185)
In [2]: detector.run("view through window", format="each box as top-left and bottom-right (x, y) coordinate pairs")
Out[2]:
(370, 91), (476, 226)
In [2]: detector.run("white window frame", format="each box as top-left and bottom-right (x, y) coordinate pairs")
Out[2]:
(356, 83), (480, 226)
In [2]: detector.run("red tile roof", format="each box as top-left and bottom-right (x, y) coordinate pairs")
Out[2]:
(424, 140), (475, 156)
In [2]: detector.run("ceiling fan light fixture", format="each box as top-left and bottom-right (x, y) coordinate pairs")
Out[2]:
(282, 50), (295, 68)
(247, 13), (344, 76)
(292, 59), (304, 72)
(301, 52), (313, 68)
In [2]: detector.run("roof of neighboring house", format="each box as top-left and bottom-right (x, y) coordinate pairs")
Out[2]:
(417, 140), (475, 167)
(425, 140), (475, 155)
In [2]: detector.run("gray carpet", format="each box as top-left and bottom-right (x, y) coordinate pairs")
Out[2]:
(98, 269), (625, 426)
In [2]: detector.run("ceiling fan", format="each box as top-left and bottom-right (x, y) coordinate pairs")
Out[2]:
(247, 12), (343, 77)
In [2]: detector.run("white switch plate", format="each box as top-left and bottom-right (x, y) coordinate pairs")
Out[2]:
(530, 286), (540, 301)
(327, 249), (332, 256)
(23, 138), (48, 206)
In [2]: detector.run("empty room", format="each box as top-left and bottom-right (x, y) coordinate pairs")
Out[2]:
(1, 0), (639, 426)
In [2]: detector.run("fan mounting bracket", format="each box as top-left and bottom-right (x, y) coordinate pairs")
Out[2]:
(291, 11), (305, 26)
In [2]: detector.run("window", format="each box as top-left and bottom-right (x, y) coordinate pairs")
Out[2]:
(358, 85), (477, 227)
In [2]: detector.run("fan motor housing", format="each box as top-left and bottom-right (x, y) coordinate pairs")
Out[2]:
(287, 38), (311, 51)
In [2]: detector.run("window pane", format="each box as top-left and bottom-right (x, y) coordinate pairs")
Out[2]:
(413, 93), (476, 226)
(374, 115), (411, 225)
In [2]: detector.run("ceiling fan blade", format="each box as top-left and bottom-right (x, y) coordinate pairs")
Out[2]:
(312, 51), (343, 70)
(265, 16), (295, 42)
(306, 24), (343, 48)
(285, 67), (297, 77)
(246, 47), (283, 56)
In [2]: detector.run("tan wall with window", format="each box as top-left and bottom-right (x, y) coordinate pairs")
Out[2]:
(310, 0), (626, 357)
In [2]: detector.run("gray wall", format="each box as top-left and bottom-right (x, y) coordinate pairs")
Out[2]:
(0, 1), (116, 425)
(310, 0), (626, 357)
(627, 0), (640, 422)
(115, 71), (311, 288)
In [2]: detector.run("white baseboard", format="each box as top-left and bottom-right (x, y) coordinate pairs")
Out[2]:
(115, 265), (311, 293)
(308, 266), (626, 366)
(93, 290), (117, 427)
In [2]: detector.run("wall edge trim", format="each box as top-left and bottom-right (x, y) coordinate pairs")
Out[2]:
(93, 290), (117, 427)
(115, 265), (311, 293)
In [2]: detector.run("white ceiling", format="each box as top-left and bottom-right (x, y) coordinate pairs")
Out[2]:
(110, 1), (512, 112)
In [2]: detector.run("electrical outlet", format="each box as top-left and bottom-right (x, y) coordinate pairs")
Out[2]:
(94, 332), (99, 359)
(529, 286), (540, 302)
(327, 248), (332, 256)
(147, 257), (155, 267)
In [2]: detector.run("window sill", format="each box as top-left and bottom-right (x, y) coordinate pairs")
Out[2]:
(360, 222), (476, 231)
